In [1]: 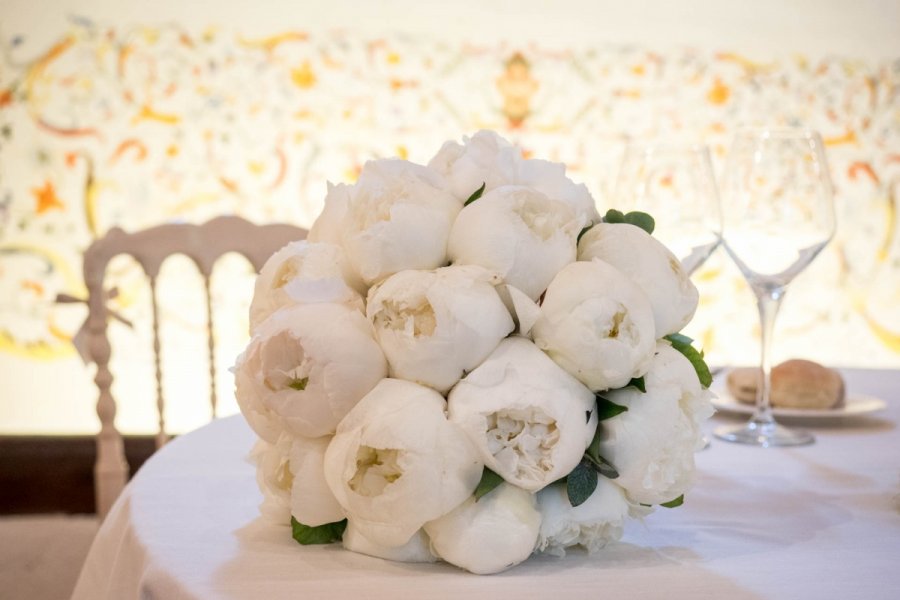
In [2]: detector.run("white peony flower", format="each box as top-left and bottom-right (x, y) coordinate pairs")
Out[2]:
(447, 185), (580, 301)
(366, 265), (514, 393)
(532, 259), (656, 391)
(448, 337), (597, 492)
(310, 159), (461, 286)
(307, 182), (352, 246)
(536, 479), (645, 557)
(598, 341), (713, 505)
(251, 435), (293, 524)
(289, 434), (345, 527)
(234, 303), (387, 440)
(427, 130), (520, 202)
(324, 379), (483, 548)
(249, 240), (365, 332)
(647, 341), (716, 449)
(495, 283), (542, 337)
(424, 482), (541, 574)
(342, 522), (437, 563)
(428, 130), (599, 226)
(515, 158), (600, 226)
(578, 223), (699, 336)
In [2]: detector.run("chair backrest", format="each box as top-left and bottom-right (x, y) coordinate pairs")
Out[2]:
(83, 215), (307, 518)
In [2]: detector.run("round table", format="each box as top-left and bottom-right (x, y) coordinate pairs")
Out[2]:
(72, 369), (900, 599)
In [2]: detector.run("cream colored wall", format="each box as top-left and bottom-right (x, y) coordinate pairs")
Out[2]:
(4, 0), (900, 59)
(0, 0), (898, 434)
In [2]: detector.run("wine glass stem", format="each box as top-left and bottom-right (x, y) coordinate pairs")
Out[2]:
(752, 285), (786, 427)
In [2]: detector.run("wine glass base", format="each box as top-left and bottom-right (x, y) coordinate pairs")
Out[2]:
(713, 420), (814, 447)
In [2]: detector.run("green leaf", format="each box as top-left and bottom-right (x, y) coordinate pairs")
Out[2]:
(601, 208), (655, 235)
(591, 454), (619, 479)
(660, 495), (684, 508)
(627, 376), (646, 393)
(664, 334), (713, 388)
(464, 182), (486, 206)
(288, 377), (309, 391)
(583, 420), (620, 480)
(474, 467), (504, 501)
(595, 395), (628, 421)
(602, 208), (626, 224)
(566, 460), (598, 507)
(291, 516), (347, 545)
(623, 211), (655, 234)
(577, 222), (594, 245)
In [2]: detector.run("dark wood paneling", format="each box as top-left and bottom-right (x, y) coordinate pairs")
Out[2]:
(0, 435), (157, 514)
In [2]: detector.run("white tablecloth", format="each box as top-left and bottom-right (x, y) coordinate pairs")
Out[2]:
(72, 369), (900, 600)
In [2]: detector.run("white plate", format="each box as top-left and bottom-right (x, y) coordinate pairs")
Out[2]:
(711, 391), (887, 419)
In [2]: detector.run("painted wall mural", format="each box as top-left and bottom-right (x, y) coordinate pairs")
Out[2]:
(1, 21), (898, 431)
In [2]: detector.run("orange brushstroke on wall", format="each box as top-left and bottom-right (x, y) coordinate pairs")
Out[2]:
(824, 129), (857, 146)
(389, 79), (418, 91)
(706, 78), (730, 105)
(848, 162), (880, 185)
(36, 118), (101, 139)
(291, 61), (317, 89)
(47, 320), (72, 342)
(131, 104), (181, 125)
(31, 180), (64, 214)
(118, 44), (134, 77)
(239, 31), (308, 53)
(219, 176), (239, 194)
(268, 147), (287, 191)
(715, 52), (776, 75)
(109, 139), (149, 164)
(21, 280), (44, 296)
(33, 37), (75, 75)
(0, 88), (12, 108)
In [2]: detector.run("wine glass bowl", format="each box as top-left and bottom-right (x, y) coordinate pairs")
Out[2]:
(614, 142), (722, 274)
(714, 128), (836, 447)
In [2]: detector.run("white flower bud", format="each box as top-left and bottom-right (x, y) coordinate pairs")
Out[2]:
(366, 265), (514, 393)
(536, 479), (641, 556)
(342, 522), (437, 563)
(578, 223), (698, 336)
(249, 240), (365, 332)
(532, 259), (656, 391)
(311, 159), (461, 286)
(289, 434), (344, 527)
(599, 342), (713, 505)
(448, 337), (597, 492)
(424, 482), (541, 574)
(448, 185), (580, 301)
(235, 303), (387, 440)
(324, 379), (483, 548)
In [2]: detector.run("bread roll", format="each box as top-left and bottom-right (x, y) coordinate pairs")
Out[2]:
(726, 359), (845, 410)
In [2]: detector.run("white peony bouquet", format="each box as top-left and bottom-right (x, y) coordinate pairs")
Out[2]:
(234, 131), (715, 575)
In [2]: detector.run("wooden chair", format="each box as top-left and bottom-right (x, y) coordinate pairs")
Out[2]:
(79, 216), (306, 518)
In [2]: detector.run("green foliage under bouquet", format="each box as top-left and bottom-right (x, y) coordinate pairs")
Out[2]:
(234, 131), (714, 575)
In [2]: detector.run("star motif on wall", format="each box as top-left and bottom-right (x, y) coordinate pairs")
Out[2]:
(31, 180), (65, 214)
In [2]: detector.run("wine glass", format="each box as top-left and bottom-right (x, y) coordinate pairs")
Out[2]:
(613, 142), (722, 275)
(713, 128), (836, 447)
(614, 142), (722, 449)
